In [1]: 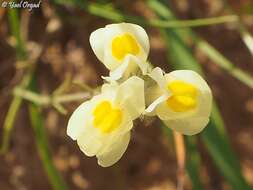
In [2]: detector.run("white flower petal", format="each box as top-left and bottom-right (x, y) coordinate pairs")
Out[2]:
(105, 23), (149, 57)
(165, 70), (211, 93)
(102, 58), (130, 82)
(196, 89), (212, 118)
(103, 23), (149, 70)
(164, 116), (210, 135)
(115, 76), (145, 120)
(156, 70), (212, 120)
(67, 101), (91, 140)
(77, 127), (102, 157)
(145, 94), (168, 115)
(90, 23), (149, 75)
(156, 101), (195, 120)
(74, 91), (133, 157)
(97, 132), (130, 167)
(115, 111), (133, 135)
(89, 28), (105, 63)
(149, 67), (166, 90)
(103, 55), (149, 82)
(127, 54), (148, 76)
(100, 81), (137, 133)
(145, 78), (164, 106)
(95, 84), (118, 104)
(101, 81), (118, 93)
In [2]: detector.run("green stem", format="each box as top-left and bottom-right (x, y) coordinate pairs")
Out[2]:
(55, 1), (238, 28)
(55, 92), (90, 103)
(13, 87), (90, 106)
(8, 8), (26, 60)
(13, 87), (50, 106)
(1, 71), (34, 153)
(28, 103), (68, 190)
(0, 8), (32, 153)
(197, 40), (253, 89)
(1, 96), (22, 153)
(148, 15), (238, 28)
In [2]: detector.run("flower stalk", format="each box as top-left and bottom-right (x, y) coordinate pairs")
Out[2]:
(13, 87), (91, 107)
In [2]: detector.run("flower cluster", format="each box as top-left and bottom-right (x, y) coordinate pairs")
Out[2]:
(67, 23), (212, 167)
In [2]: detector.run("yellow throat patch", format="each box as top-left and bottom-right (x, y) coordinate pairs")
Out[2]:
(167, 81), (198, 112)
(93, 101), (123, 133)
(111, 33), (140, 60)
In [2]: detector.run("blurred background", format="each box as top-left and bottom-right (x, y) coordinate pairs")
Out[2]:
(0, 0), (253, 190)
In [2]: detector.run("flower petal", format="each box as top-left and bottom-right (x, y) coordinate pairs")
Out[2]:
(97, 132), (130, 167)
(103, 23), (149, 70)
(102, 57), (130, 82)
(67, 101), (91, 140)
(156, 70), (212, 120)
(77, 127), (102, 157)
(145, 94), (168, 115)
(115, 110), (133, 135)
(101, 81), (118, 94)
(103, 55), (149, 82)
(115, 76), (145, 120)
(165, 70), (211, 94)
(149, 67), (166, 90)
(164, 116), (210, 135)
(131, 55), (149, 75)
(89, 28), (105, 63)
(156, 101), (195, 120)
(105, 23), (149, 57)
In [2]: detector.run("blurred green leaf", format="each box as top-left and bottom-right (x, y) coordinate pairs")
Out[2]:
(28, 78), (69, 190)
(185, 137), (204, 190)
(147, 0), (252, 189)
(28, 104), (68, 190)
(196, 38), (253, 89)
(0, 73), (32, 154)
(1, 9), (30, 154)
(53, 0), (238, 28)
(8, 9), (26, 59)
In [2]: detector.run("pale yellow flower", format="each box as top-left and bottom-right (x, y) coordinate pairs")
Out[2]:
(67, 76), (145, 167)
(146, 67), (212, 135)
(89, 23), (150, 81)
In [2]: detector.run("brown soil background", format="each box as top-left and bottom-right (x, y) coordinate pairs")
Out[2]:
(0, 0), (253, 190)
